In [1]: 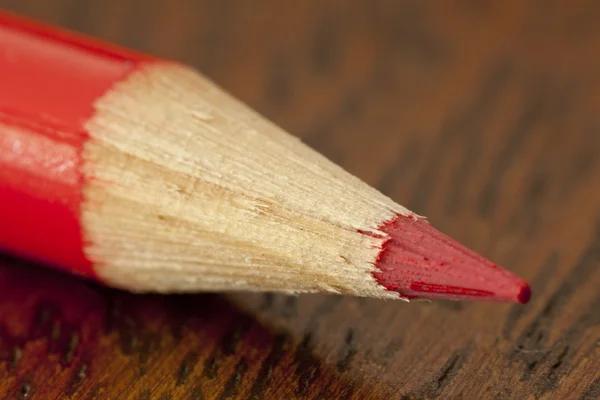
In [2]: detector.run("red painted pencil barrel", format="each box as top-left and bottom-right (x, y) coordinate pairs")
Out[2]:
(0, 12), (149, 276)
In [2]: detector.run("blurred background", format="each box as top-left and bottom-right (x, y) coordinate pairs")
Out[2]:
(1, 1), (599, 399)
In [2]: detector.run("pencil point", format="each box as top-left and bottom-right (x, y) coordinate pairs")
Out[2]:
(371, 215), (530, 303)
(517, 283), (531, 304)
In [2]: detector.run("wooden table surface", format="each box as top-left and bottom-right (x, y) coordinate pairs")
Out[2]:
(1, 1), (599, 399)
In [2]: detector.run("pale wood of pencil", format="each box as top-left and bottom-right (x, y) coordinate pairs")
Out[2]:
(82, 63), (416, 299)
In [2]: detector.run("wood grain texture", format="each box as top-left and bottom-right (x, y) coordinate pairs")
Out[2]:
(1, 0), (599, 399)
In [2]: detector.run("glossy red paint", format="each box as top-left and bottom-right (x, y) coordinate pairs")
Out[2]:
(372, 215), (531, 303)
(0, 11), (149, 276)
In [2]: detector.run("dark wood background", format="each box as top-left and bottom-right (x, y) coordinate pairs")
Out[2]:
(1, 1), (599, 399)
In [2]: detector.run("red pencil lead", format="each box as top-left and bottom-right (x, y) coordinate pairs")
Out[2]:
(371, 215), (531, 303)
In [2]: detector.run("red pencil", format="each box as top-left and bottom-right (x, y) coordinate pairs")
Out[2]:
(0, 10), (530, 303)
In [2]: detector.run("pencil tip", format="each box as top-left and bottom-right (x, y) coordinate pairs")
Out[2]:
(517, 282), (531, 304)
(370, 215), (530, 304)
